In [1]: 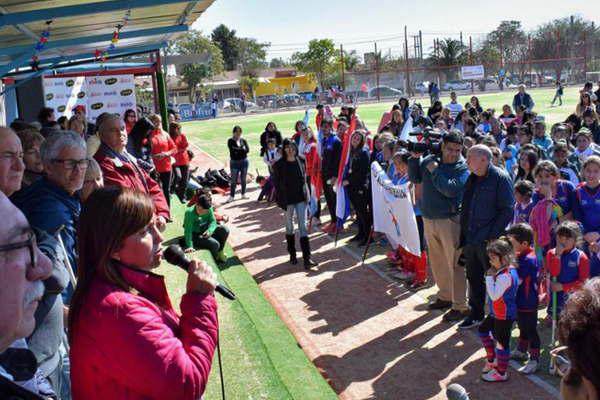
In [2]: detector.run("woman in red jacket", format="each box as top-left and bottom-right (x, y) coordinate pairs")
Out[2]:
(169, 122), (191, 203)
(150, 114), (176, 207)
(69, 186), (219, 400)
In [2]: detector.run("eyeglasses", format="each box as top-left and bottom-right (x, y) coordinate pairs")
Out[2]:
(0, 230), (37, 269)
(549, 346), (571, 377)
(51, 158), (90, 170)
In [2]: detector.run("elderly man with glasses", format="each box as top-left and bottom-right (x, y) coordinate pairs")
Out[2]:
(12, 130), (87, 304)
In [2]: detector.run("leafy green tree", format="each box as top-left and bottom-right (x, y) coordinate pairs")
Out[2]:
(237, 38), (269, 77)
(211, 24), (239, 71)
(172, 31), (224, 103)
(238, 75), (259, 101)
(291, 39), (337, 89)
(269, 57), (288, 68)
(485, 21), (527, 78)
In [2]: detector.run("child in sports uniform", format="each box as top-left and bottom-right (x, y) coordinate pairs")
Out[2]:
(479, 238), (519, 382)
(546, 221), (590, 319)
(573, 155), (600, 278)
(507, 223), (541, 374)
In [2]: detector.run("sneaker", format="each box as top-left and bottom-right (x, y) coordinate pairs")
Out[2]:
(224, 196), (234, 204)
(409, 280), (426, 290)
(241, 194), (249, 199)
(481, 368), (508, 382)
(482, 359), (497, 373)
(511, 348), (529, 361)
(458, 317), (483, 330)
(518, 359), (539, 375)
(442, 309), (469, 323)
(427, 299), (452, 310)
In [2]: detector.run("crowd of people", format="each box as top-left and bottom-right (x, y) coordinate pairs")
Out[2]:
(221, 81), (600, 390)
(3, 81), (600, 399)
(0, 106), (221, 400)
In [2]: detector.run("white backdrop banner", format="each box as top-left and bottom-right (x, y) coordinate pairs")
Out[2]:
(371, 162), (421, 256)
(43, 74), (136, 122)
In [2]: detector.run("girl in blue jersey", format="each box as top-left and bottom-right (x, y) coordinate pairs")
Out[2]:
(479, 238), (519, 382)
(507, 223), (541, 375)
(546, 222), (590, 319)
(573, 156), (600, 278)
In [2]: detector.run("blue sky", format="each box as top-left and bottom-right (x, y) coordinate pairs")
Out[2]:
(193, 0), (599, 60)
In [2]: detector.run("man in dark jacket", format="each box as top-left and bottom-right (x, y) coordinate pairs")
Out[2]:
(320, 118), (342, 233)
(458, 144), (515, 329)
(512, 84), (535, 112)
(408, 130), (470, 322)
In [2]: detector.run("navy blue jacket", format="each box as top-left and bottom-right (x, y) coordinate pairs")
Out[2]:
(512, 92), (535, 111)
(460, 164), (515, 246)
(12, 176), (80, 302)
(321, 134), (343, 182)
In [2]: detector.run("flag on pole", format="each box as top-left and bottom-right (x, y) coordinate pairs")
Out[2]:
(335, 114), (357, 229)
(398, 115), (414, 142)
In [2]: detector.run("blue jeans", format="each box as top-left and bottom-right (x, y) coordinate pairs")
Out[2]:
(230, 159), (248, 198)
(285, 201), (308, 237)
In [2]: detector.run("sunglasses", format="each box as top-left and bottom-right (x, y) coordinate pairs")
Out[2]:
(549, 346), (571, 377)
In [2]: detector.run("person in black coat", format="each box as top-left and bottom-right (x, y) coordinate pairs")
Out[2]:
(126, 117), (155, 173)
(226, 125), (250, 202)
(273, 139), (318, 268)
(342, 130), (372, 245)
(320, 118), (343, 233)
(259, 122), (282, 157)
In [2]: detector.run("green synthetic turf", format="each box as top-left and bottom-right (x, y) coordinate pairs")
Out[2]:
(183, 86), (582, 176)
(156, 201), (337, 400)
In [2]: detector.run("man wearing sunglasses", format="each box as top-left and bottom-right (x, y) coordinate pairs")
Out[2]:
(0, 191), (53, 399)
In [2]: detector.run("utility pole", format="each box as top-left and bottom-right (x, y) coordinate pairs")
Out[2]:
(527, 34), (532, 85)
(419, 30), (423, 59)
(460, 31), (463, 46)
(469, 36), (474, 93)
(556, 29), (561, 81)
(375, 42), (380, 101)
(499, 34), (505, 90)
(435, 38), (441, 88)
(583, 31), (588, 79)
(404, 25), (410, 96)
(340, 44), (345, 91)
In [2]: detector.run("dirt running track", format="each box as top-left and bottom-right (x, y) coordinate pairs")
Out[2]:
(190, 147), (556, 400)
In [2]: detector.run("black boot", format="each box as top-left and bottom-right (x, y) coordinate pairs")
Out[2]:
(286, 234), (297, 264)
(300, 236), (318, 269)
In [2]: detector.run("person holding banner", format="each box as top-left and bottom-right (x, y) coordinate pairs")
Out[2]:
(408, 130), (470, 322)
(342, 130), (371, 245)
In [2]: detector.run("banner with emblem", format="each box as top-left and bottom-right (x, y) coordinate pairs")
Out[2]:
(43, 74), (136, 123)
(371, 161), (421, 256)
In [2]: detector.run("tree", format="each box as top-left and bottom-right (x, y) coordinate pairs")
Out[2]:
(426, 38), (467, 80)
(211, 24), (239, 71)
(339, 49), (361, 72)
(291, 39), (337, 89)
(485, 21), (527, 78)
(172, 31), (224, 103)
(238, 75), (259, 101)
(269, 57), (287, 68)
(237, 38), (269, 77)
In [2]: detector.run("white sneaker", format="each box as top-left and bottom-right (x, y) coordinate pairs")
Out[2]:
(224, 196), (234, 204)
(518, 359), (539, 375)
(482, 359), (496, 373)
(511, 348), (528, 361)
(481, 368), (508, 382)
(241, 194), (249, 199)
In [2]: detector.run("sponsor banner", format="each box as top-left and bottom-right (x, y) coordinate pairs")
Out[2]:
(178, 102), (214, 122)
(370, 162), (421, 256)
(43, 74), (136, 122)
(460, 65), (485, 80)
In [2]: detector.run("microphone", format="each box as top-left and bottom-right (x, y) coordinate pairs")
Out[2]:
(163, 245), (236, 301)
(446, 384), (470, 400)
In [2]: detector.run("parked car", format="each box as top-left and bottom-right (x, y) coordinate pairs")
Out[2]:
(222, 97), (257, 112)
(415, 81), (430, 95)
(282, 93), (305, 106)
(442, 80), (470, 91)
(368, 86), (403, 98)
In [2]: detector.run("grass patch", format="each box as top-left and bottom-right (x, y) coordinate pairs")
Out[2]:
(156, 201), (336, 400)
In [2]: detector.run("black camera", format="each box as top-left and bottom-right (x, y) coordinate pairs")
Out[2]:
(398, 127), (443, 155)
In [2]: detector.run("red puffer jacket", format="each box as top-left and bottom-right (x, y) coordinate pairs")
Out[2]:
(94, 144), (170, 220)
(70, 264), (218, 400)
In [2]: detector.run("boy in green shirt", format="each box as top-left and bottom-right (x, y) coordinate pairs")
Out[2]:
(183, 193), (229, 262)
